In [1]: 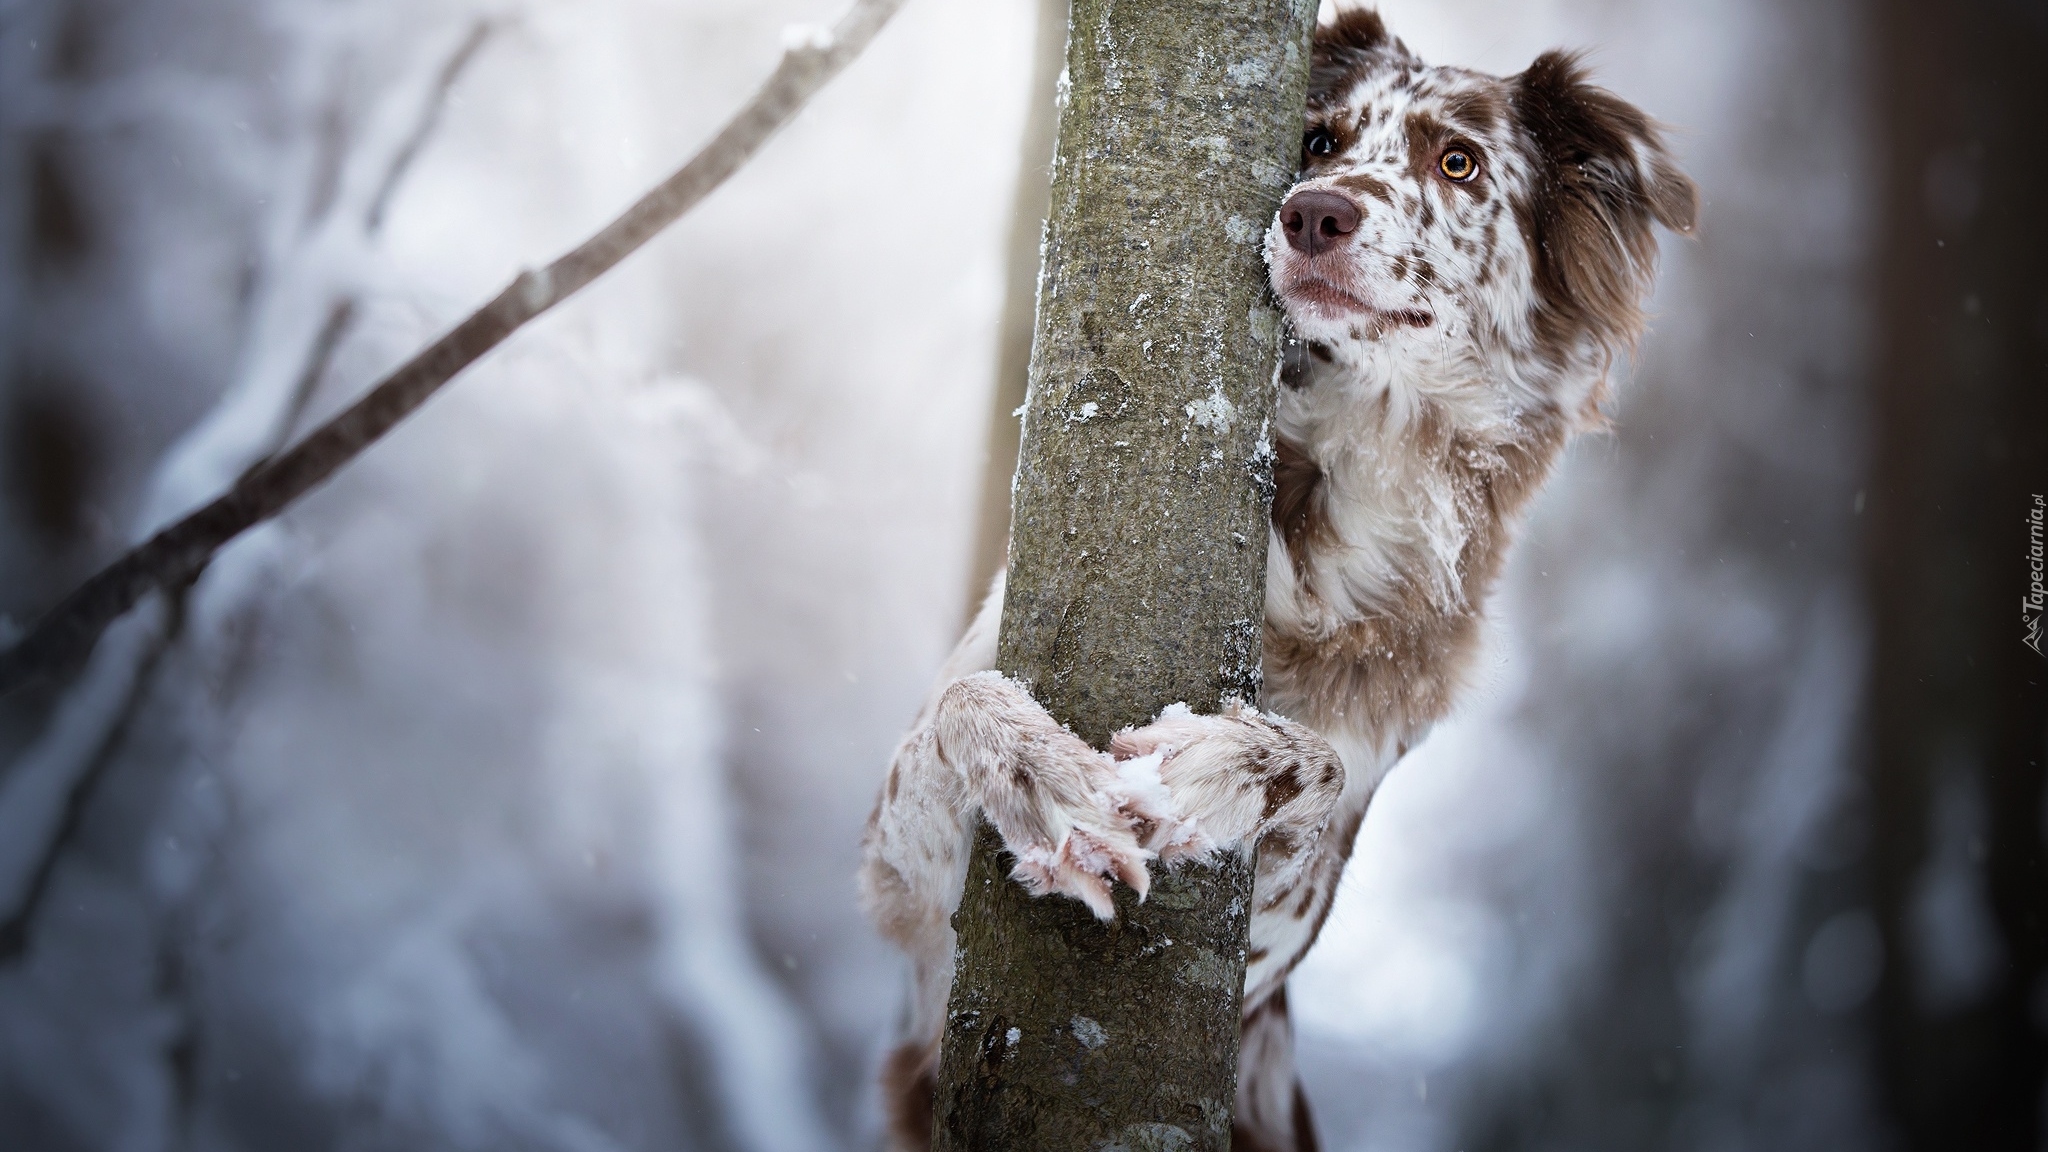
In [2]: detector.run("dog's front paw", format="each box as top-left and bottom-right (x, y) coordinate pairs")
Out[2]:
(933, 672), (1154, 919)
(1005, 820), (1151, 920)
(1108, 702), (1251, 862)
(1109, 700), (1344, 873)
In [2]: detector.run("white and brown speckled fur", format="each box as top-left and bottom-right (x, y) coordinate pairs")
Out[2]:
(861, 10), (1696, 1151)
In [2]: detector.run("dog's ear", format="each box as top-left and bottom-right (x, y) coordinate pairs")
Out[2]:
(1512, 51), (1697, 356)
(1310, 8), (1413, 106)
(1316, 6), (1389, 56)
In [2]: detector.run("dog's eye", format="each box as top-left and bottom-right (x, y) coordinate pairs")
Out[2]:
(1439, 149), (1478, 182)
(1304, 128), (1337, 158)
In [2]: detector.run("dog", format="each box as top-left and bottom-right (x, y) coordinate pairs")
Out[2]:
(860, 9), (1696, 1149)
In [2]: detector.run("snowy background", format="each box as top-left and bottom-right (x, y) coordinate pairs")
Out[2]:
(0, 0), (1945, 1149)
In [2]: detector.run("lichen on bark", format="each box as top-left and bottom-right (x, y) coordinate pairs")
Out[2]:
(931, 1), (1319, 1148)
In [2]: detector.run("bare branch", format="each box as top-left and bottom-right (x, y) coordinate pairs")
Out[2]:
(365, 19), (494, 234)
(0, 0), (907, 697)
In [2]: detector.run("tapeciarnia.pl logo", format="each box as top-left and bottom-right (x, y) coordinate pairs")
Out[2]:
(2027, 494), (2045, 656)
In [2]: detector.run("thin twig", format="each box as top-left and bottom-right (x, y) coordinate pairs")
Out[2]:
(276, 297), (358, 447)
(366, 19), (493, 234)
(0, 588), (187, 960)
(0, 294), (352, 959)
(0, 0), (906, 697)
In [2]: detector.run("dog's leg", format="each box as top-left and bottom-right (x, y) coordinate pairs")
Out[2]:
(862, 580), (1185, 1150)
(863, 675), (1174, 1149)
(1107, 698), (1347, 1148)
(1231, 986), (1321, 1152)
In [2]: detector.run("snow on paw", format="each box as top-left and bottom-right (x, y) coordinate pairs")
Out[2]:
(1109, 698), (1344, 870)
(1102, 748), (1216, 864)
(1107, 701), (1221, 762)
(1109, 701), (1265, 852)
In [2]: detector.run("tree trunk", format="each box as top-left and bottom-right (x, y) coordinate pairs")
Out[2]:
(931, 2), (1317, 1148)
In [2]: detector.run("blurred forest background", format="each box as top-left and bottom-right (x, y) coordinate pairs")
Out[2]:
(0, 0), (2039, 1150)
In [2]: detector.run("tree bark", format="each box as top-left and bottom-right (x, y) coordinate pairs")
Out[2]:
(931, 2), (1317, 1148)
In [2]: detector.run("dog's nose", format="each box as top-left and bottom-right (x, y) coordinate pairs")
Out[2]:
(1280, 190), (1361, 256)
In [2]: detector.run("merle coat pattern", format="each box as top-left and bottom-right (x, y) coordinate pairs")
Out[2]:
(860, 10), (1697, 1150)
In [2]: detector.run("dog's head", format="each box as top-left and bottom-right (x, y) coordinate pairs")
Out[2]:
(1267, 8), (1696, 420)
